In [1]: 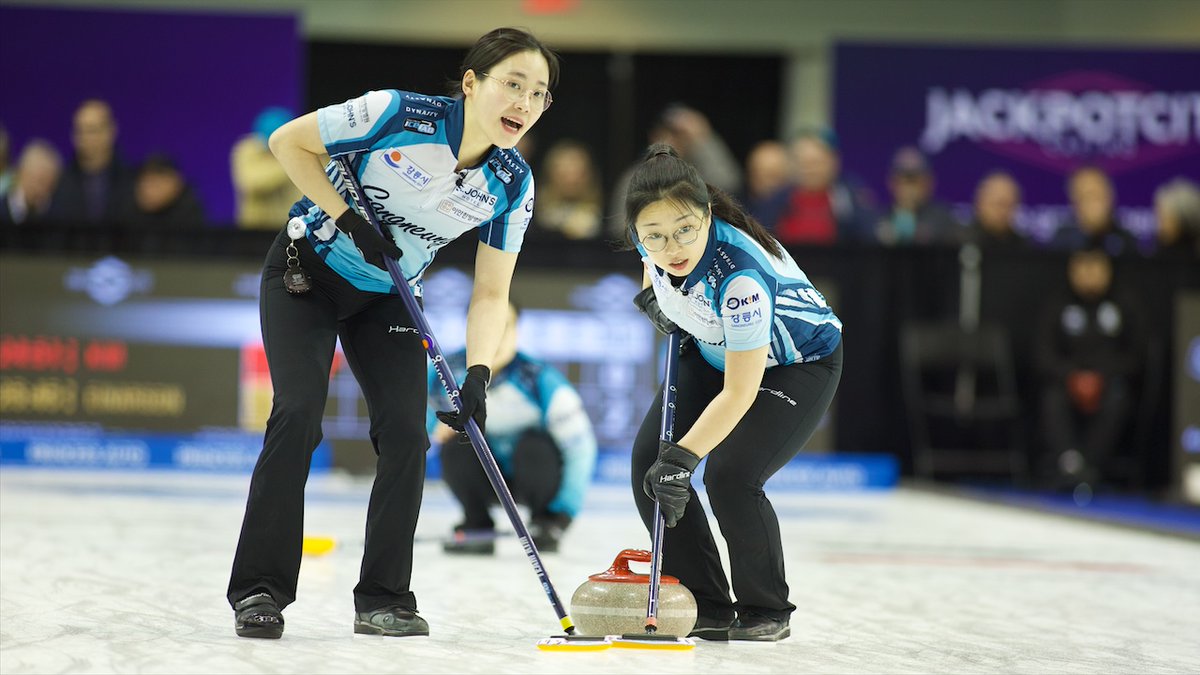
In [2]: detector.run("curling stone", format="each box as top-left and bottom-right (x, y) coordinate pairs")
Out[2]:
(570, 549), (697, 637)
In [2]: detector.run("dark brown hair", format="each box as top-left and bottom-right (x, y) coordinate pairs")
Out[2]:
(623, 143), (783, 258)
(449, 27), (560, 95)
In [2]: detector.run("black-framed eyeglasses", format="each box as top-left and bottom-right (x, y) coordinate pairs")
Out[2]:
(479, 72), (553, 111)
(638, 223), (703, 252)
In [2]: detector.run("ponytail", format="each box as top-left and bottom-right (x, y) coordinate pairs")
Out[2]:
(708, 184), (783, 258)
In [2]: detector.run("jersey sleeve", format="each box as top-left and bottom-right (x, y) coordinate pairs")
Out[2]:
(719, 271), (775, 352)
(536, 365), (597, 518)
(316, 89), (404, 158)
(478, 174), (534, 253)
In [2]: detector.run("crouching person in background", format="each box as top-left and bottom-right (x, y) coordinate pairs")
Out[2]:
(429, 301), (597, 554)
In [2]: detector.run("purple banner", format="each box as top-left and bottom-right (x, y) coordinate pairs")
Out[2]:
(0, 5), (301, 225)
(833, 43), (1200, 242)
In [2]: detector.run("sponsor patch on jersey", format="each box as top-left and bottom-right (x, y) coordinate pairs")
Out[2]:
(381, 149), (432, 190)
(723, 278), (768, 329)
(685, 291), (721, 329)
(403, 104), (439, 118)
(726, 292), (760, 310)
(341, 98), (372, 128)
(403, 117), (437, 135)
(448, 182), (498, 211)
(487, 157), (514, 184)
(497, 152), (527, 176)
(403, 94), (445, 109)
(438, 198), (489, 225)
(522, 197), (534, 227)
(348, 91), (389, 129)
(729, 308), (764, 326)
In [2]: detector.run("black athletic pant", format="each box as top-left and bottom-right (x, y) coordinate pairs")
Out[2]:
(440, 429), (564, 528)
(631, 341), (843, 623)
(1039, 377), (1132, 484)
(228, 230), (430, 614)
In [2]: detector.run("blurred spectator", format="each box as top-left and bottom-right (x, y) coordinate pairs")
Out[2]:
(231, 106), (301, 229)
(129, 153), (206, 227)
(608, 104), (741, 236)
(739, 140), (792, 230)
(1049, 166), (1137, 256)
(775, 128), (876, 244)
(515, 130), (538, 166)
(530, 139), (602, 240)
(1034, 248), (1144, 493)
(0, 123), (12, 197)
(1152, 177), (1200, 258)
(967, 171), (1027, 250)
(1, 139), (62, 225)
(876, 146), (961, 246)
(50, 99), (137, 224)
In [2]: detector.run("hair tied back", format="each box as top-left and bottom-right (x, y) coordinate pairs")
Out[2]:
(644, 143), (679, 162)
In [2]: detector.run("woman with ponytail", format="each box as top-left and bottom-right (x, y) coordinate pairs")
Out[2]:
(627, 143), (843, 642)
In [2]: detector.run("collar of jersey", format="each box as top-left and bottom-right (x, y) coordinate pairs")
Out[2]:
(445, 96), (466, 163)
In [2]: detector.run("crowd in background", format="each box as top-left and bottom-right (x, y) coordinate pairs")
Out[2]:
(3, 98), (1198, 261)
(533, 104), (1200, 264)
(2, 96), (1197, 497)
(0, 100), (206, 229)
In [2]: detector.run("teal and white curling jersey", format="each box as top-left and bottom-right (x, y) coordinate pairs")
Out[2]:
(287, 89), (535, 295)
(638, 217), (843, 371)
(427, 352), (597, 518)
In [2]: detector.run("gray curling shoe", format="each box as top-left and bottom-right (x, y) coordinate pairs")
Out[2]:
(353, 606), (430, 637)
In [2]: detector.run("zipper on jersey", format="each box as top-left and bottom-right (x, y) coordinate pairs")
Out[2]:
(418, 170), (471, 211)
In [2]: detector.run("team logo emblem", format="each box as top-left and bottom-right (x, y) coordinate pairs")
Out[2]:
(403, 118), (437, 135)
(381, 149), (432, 190)
(487, 157), (514, 184)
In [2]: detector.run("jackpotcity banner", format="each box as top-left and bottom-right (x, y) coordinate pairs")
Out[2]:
(833, 42), (1200, 243)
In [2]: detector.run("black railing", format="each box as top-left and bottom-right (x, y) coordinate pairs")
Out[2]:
(3, 223), (1196, 490)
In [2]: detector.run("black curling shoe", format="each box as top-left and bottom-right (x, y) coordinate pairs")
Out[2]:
(530, 513), (571, 553)
(727, 613), (790, 641)
(688, 614), (734, 640)
(354, 606), (430, 637)
(442, 526), (496, 555)
(234, 592), (284, 639)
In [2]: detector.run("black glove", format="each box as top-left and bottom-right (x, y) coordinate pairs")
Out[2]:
(335, 209), (402, 270)
(436, 364), (490, 436)
(633, 287), (678, 336)
(642, 440), (701, 528)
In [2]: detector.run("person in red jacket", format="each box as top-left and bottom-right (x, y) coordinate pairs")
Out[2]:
(773, 128), (876, 245)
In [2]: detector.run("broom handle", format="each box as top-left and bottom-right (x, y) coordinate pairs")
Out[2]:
(333, 153), (576, 635)
(646, 330), (681, 633)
